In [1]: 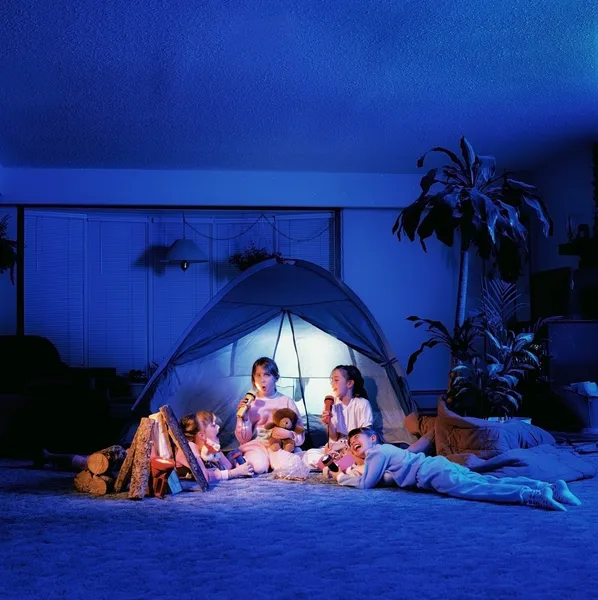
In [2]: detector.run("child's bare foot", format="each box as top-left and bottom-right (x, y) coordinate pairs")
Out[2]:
(229, 463), (254, 478)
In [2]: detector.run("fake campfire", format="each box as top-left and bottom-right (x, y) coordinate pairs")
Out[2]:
(73, 405), (207, 500)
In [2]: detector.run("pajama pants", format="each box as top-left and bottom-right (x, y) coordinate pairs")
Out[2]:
(415, 455), (549, 505)
(240, 440), (299, 474)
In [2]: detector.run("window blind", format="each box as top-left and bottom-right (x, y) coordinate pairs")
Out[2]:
(86, 218), (149, 374)
(24, 209), (338, 374)
(24, 213), (85, 366)
(150, 218), (211, 364)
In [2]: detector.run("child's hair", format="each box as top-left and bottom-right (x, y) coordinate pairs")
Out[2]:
(348, 426), (378, 442)
(195, 410), (220, 433)
(333, 365), (368, 399)
(251, 356), (280, 388)
(180, 413), (199, 442)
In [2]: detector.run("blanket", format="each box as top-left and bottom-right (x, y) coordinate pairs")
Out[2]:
(468, 444), (597, 482)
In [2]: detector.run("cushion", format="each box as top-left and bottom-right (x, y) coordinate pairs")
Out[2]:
(434, 399), (556, 459)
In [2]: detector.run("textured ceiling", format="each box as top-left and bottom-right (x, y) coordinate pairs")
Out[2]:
(1, 0), (597, 173)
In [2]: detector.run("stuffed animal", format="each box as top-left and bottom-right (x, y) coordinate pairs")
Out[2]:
(264, 408), (305, 452)
(200, 438), (222, 464)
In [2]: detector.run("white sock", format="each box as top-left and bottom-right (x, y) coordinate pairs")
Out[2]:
(521, 487), (567, 512)
(550, 480), (582, 506)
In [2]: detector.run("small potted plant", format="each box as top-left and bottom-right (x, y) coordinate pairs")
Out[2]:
(229, 241), (281, 271)
(0, 215), (17, 285)
(128, 368), (149, 399)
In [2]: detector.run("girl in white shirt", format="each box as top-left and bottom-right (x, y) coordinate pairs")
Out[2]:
(303, 364), (374, 470)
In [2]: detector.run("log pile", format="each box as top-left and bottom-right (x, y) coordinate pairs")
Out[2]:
(73, 404), (208, 500)
(112, 404), (208, 501)
(73, 445), (128, 495)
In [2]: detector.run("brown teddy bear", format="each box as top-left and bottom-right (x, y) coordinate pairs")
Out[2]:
(264, 408), (305, 452)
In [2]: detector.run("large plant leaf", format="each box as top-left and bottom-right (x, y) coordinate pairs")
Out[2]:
(392, 198), (428, 241)
(405, 316), (451, 338)
(522, 195), (553, 237)
(420, 168), (439, 195)
(487, 363), (503, 376)
(434, 213), (456, 247)
(442, 166), (469, 186)
(504, 178), (553, 237)
(481, 278), (521, 328)
(473, 155), (496, 185)
(417, 197), (458, 250)
(513, 333), (535, 350)
(459, 137), (476, 183)
(417, 146), (465, 171)
(406, 340), (440, 375)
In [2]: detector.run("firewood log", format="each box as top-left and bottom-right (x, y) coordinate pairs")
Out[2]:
(73, 470), (93, 493)
(88, 474), (114, 496)
(159, 404), (208, 491)
(87, 445), (128, 476)
(149, 412), (174, 459)
(114, 429), (140, 493)
(128, 418), (155, 500)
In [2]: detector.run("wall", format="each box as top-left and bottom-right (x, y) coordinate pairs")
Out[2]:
(0, 159), (17, 332)
(1, 168), (421, 208)
(529, 144), (595, 274)
(1, 167), (482, 401)
(343, 209), (482, 395)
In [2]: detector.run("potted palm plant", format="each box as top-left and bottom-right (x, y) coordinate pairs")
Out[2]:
(0, 215), (17, 285)
(406, 278), (554, 418)
(392, 136), (553, 331)
(448, 327), (542, 418)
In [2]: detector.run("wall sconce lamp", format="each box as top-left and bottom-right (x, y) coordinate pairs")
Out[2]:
(161, 214), (208, 271)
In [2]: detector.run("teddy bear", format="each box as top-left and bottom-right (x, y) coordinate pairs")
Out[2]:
(264, 408), (305, 452)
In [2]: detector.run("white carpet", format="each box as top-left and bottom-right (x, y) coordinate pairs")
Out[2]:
(1, 454), (598, 600)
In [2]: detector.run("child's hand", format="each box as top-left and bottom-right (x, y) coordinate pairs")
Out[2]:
(321, 411), (331, 425)
(270, 426), (293, 440)
(329, 469), (341, 481)
(236, 400), (250, 419)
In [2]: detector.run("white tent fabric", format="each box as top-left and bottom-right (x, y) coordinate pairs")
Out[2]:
(132, 259), (417, 448)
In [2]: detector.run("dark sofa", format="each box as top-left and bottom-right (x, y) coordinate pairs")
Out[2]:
(0, 335), (117, 458)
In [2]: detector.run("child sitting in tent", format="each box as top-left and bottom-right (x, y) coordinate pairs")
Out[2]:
(235, 356), (306, 474)
(303, 365), (374, 471)
(330, 427), (582, 511)
(176, 413), (254, 482)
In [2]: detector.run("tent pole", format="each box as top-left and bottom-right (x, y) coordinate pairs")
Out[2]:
(272, 311), (285, 360)
(286, 311), (311, 437)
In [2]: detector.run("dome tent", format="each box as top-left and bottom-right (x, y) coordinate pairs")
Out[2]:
(131, 258), (417, 449)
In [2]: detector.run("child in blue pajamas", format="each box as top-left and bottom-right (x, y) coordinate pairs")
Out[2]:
(332, 427), (582, 512)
